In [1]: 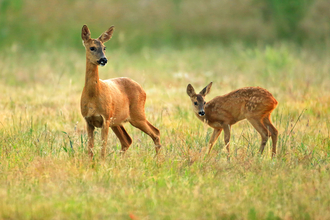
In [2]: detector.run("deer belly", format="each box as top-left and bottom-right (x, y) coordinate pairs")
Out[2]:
(109, 115), (130, 126)
(85, 115), (104, 128)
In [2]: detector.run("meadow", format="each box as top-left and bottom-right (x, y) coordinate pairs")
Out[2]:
(0, 41), (329, 219)
(1, 0), (330, 219)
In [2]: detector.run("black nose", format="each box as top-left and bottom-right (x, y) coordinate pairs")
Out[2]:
(98, 58), (107, 66)
(198, 111), (205, 116)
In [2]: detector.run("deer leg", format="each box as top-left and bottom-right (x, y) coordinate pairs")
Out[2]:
(208, 128), (222, 154)
(87, 123), (95, 159)
(263, 115), (278, 158)
(111, 125), (133, 152)
(247, 118), (269, 155)
(130, 120), (161, 154)
(223, 124), (231, 159)
(101, 121), (111, 158)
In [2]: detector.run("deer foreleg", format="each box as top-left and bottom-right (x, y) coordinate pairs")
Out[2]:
(87, 123), (95, 158)
(208, 128), (222, 154)
(101, 120), (110, 158)
(223, 124), (231, 159)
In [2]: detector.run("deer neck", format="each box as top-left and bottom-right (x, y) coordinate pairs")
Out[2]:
(84, 59), (101, 97)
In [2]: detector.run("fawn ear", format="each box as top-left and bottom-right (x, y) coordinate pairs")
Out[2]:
(81, 25), (91, 42)
(98, 26), (115, 43)
(187, 84), (196, 97)
(199, 82), (212, 96)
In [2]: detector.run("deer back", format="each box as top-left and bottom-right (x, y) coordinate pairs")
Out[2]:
(205, 87), (277, 126)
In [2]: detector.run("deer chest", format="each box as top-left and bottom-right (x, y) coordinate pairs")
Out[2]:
(85, 115), (104, 128)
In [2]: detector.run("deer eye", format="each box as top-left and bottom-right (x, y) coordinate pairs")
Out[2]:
(194, 102), (198, 106)
(204, 102), (206, 104)
(90, 47), (96, 51)
(104, 47), (106, 51)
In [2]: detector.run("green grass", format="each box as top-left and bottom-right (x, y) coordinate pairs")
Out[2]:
(0, 42), (330, 219)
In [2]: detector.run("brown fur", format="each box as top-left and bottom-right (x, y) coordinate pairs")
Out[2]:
(80, 25), (161, 158)
(187, 82), (278, 158)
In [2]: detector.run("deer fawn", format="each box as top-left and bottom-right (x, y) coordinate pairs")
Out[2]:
(187, 82), (278, 158)
(80, 25), (161, 158)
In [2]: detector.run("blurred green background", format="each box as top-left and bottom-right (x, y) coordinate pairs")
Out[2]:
(1, 0), (330, 51)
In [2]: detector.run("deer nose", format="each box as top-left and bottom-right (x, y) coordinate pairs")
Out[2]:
(198, 111), (205, 116)
(97, 58), (107, 66)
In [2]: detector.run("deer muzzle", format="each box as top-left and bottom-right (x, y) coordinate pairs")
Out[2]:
(97, 57), (108, 66)
(198, 110), (205, 116)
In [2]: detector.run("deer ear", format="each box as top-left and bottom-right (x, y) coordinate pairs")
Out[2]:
(81, 25), (91, 42)
(187, 84), (196, 97)
(199, 82), (212, 96)
(98, 26), (115, 43)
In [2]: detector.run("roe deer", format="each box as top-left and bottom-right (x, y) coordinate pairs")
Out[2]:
(187, 82), (278, 158)
(80, 25), (161, 158)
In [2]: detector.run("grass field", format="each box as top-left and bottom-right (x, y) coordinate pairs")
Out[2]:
(0, 41), (329, 219)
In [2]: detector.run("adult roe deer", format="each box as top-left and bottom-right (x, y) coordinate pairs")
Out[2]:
(80, 25), (161, 158)
(187, 82), (278, 158)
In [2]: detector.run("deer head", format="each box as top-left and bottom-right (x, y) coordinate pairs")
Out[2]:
(186, 82), (213, 117)
(81, 25), (114, 66)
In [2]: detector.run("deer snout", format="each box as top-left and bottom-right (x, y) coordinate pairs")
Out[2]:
(198, 111), (205, 116)
(97, 57), (108, 66)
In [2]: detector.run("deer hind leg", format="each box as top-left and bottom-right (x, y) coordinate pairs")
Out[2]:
(111, 125), (133, 153)
(247, 117), (269, 155)
(130, 120), (161, 154)
(208, 128), (222, 154)
(87, 123), (95, 159)
(263, 115), (278, 157)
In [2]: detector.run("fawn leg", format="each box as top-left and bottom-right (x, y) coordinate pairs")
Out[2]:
(263, 115), (278, 158)
(208, 128), (222, 154)
(247, 118), (269, 155)
(223, 124), (231, 158)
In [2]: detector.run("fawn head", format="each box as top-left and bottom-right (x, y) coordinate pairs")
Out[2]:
(81, 25), (114, 66)
(186, 82), (213, 117)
